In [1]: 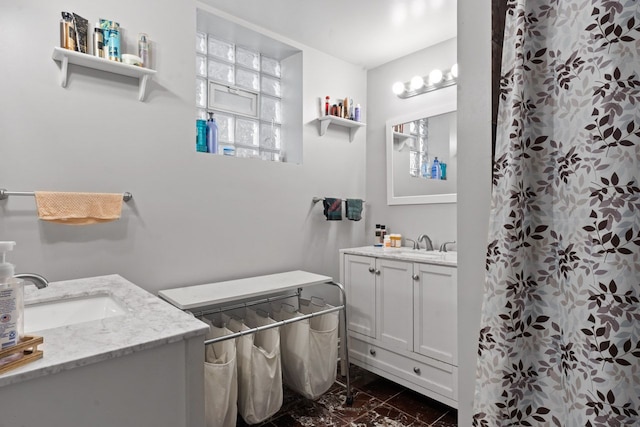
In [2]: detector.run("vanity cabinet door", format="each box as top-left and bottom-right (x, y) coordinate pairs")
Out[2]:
(344, 254), (376, 338)
(413, 263), (457, 365)
(376, 258), (413, 352)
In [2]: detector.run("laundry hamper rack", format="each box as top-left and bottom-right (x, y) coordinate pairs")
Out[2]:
(158, 270), (354, 408)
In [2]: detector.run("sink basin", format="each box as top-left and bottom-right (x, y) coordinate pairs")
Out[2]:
(24, 293), (127, 333)
(398, 249), (443, 259)
(397, 249), (458, 263)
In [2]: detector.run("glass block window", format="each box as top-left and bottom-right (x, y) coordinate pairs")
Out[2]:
(415, 118), (430, 178)
(196, 32), (284, 162)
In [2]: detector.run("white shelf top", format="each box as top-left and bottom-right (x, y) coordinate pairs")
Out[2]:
(52, 47), (156, 78)
(158, 270), (333, 310)
(52, 47), (156, 101)
(318, 115), (366, 128)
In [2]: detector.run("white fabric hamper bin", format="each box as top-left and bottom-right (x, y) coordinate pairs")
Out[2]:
(227, 309), (283, 424)
(272, 297), (339, 400)
(202, 318), (238, 427)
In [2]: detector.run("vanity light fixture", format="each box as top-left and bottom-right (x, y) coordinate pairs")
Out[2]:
(392, 81), (406, 95)
(392, 63), (458, 99)
(410, 75), (425, 91)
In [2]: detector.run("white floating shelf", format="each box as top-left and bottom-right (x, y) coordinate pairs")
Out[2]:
(318, 116), (366, 142)
(393, 132), (416, 151)
(52, 47), (157, 101)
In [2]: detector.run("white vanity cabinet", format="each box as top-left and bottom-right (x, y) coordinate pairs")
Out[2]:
(344, 255), (413, 349)
(340, 248), (458, 408)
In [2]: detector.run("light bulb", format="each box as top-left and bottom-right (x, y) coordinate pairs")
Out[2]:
(410, 75), (424, 91)
(392, 81), (406, 95)
(451, 63), (459, 78)
(428, 69), (443, 85)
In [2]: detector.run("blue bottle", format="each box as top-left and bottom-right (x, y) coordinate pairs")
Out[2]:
(196, 119), (207, 152)
(206, 112), (218, 154)
(431, 157), (441, 179)
(440, 162), (447, 180)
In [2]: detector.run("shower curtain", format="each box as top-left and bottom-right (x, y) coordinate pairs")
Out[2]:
(474, 1), (640, 426)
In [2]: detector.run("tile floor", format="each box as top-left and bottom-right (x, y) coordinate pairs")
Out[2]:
(237, 364), (457, 426)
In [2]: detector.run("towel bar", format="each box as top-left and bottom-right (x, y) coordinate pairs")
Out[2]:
(312, 197), (365, 203)
(0, 189), (133, 202)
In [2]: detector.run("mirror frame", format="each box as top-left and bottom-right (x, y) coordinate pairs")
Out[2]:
(386, 97), (457, 205)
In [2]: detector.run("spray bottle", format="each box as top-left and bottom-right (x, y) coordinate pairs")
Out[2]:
(0, 242), (24, 357)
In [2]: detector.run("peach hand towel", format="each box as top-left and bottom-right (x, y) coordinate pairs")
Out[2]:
(34, 192), (123, 225)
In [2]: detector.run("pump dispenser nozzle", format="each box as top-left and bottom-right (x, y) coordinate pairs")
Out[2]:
(0, 241), (16, 283)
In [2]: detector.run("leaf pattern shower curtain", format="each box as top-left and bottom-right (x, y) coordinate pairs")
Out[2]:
(474, 1), (640, 426)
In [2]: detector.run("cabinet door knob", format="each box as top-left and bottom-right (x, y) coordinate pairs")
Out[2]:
(375, 270), (381, 275)
(369, 349), (376, 356)
(368, 267), (375, 273)
(413, 367), (421, 375)
(412, 274), (419, 281)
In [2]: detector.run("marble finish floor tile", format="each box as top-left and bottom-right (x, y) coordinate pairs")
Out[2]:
(385, 389), (453, 424)
(236, 365), (457, 427)
(349, 404), (430, 427)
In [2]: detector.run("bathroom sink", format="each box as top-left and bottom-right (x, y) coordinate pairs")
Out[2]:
(398, 249), (458, 263)
(24, 293), (127, 333)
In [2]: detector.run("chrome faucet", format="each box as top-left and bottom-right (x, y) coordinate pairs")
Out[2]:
(439, 241), (456, 252)
(405, 238), (420, 250)
(15, 273), (49, 289)
(416, 234), (434, 251)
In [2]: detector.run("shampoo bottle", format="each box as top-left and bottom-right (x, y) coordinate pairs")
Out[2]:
(431, 157), (441, 180)
(206, 112), (219, 154)
(0, 242), (24, 356)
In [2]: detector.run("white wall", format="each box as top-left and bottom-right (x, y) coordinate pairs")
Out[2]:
(457, 0), (492, 425)
(0, 1), (367, 297)
(365, 38), (457, 248)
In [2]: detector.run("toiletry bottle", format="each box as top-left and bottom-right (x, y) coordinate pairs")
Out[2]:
(374, 224), (381, 246)
(440, 162), (447, 180)
(354, 104), (361, 122)
(138, 33), (149, 68)
(60, 12), (76, 51)
(380, 225), (387, 244)
(325, 96), (330, 116)
(196, 119), (207, 152)
(206, 112), (219, 154)
(105, 21), (121, 62)
(431, 157), (441, 179)
(421, 160), (429, 178)
(0, 242), (24, 355)
(93, 25), (104, 58)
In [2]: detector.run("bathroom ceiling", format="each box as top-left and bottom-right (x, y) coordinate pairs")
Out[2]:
(198, 0), (457, 69)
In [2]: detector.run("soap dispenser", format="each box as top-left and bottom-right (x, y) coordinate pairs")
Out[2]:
(0, 242), (24, 353)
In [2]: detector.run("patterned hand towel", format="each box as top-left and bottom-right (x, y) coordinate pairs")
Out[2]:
(322, 198), (342, 221)
(345, 199), (363, 221)
(34, 191), (123, 225)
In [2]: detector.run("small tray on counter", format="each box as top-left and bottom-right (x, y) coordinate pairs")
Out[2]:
(0, 335), (44, 375)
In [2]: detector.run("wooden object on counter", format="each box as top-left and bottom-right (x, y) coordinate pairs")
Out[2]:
(0, 335), (44, 375)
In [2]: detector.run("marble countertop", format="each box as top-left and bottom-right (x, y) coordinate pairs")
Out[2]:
(0, 274), (208, 388)
(340, 246), (457, 267)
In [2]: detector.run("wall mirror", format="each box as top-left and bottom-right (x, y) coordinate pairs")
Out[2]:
(386, 99), (457, 205)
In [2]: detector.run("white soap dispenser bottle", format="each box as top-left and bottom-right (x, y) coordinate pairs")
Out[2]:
(0, 241), (24, 352)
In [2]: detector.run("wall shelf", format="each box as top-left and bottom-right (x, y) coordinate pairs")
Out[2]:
(318, 116), (366, 142)
(52, 47), (157, 101)
(393, 132), (416, 151)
